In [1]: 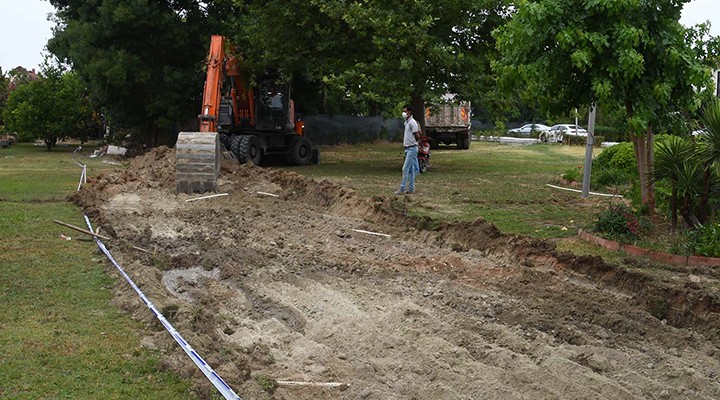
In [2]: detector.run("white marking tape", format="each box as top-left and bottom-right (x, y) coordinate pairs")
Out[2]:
(545, 184), (623, 198)
(75, 158), (242, 400)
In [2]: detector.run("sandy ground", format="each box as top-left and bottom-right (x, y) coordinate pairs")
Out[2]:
(72, 147), (720, 399)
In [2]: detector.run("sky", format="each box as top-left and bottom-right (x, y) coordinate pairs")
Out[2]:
(0, 0), (719, 74)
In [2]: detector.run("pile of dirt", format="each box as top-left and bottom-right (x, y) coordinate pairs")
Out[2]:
(73, 147), (720, 399)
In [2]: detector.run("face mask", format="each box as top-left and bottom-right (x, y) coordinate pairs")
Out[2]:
(402, 112), (408, 119)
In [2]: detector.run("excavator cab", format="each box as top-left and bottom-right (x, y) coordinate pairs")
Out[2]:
(254, 77), (294, 132)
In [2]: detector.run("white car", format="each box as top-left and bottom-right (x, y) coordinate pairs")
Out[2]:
(541, 124), (588, 142)
(507, 123), (550, 136)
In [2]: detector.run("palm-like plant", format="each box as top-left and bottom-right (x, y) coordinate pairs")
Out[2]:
(697, 99), (720, 222)
(653, 136), (699, 228)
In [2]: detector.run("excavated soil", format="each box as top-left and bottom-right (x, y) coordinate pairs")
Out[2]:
(72, 147), (720, 399)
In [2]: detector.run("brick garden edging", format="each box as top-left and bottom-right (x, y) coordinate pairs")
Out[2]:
(577, 229), (720, 267)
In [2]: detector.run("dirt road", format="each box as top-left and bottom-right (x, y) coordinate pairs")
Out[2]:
(73, 147), (720, 399)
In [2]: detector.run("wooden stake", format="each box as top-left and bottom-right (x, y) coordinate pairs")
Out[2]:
(53, 220), (152, 254)
(276, 380), (349, 390)
(352, 228), (391, 238)
(185, 193), (228, 202)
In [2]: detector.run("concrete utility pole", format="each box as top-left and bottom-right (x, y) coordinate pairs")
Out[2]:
(582, 105), (597, 198)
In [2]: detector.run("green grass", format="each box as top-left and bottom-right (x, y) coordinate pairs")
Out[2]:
(286, 141), (616, 238)
(0, 143), (196, 399)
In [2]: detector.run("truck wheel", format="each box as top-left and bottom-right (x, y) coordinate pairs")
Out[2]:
(289, 136), (313, 165)
(429, 138), (439, 150)
(458, 132), (470, 149)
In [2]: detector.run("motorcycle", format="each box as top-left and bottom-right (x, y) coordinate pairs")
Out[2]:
(417, 136), (431, 173)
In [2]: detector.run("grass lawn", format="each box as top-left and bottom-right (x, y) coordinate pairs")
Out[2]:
(286, 140), (621, 239)
(0, 143), (196, 399)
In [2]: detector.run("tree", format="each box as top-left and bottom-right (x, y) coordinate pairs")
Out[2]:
(0, 68), (8, 126)
(47, 0), (236, 146)
(494, 0), (719, 213)
(237, 0), (509, 123)
(2, 68), (95, 150)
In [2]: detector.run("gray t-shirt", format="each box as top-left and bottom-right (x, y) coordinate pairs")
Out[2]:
(403, 116), (419, 147)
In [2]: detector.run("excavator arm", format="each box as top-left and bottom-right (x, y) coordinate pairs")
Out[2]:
(198, 35), (226, 133)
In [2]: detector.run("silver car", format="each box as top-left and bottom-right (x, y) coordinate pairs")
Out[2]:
(541, 124), (588, 142)
(507, 123), (550, 136)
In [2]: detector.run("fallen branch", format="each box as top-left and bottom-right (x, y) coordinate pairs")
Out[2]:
(257, 191), (280, 198)
(53, 220), (152, 254)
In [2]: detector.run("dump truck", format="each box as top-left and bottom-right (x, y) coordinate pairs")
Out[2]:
(175, 35), (312, 194)
(424, 101), (472, 149)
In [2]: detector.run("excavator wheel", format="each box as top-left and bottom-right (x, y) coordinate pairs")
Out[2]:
(288, 136), (313, 165)
(230, 135), (247, 164)
(219, 133), (231, 150)
(230, 135), (263, 165)
(245, 135), (264, 166)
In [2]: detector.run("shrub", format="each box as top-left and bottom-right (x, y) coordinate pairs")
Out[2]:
(563, 135), (604, 146)
(684, 223), (720, 257)
(607, 143), (637, 173)
(594, 204), (651, 241)
(594, 144), (620, 168)
(591, 167), (632, 188)
(562, 166), (582, 182)
(592, 143), (637, 189)
(595, 125), (625, 142)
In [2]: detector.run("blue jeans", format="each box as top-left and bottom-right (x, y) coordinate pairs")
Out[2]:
(399, 146), (418, 192)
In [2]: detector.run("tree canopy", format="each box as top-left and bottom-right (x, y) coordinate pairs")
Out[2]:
(2, 69), (95, 150)
(495, 0), (717, 122)
(0, 68), (8, 127)
(236, 0), (510, 119)
(47, 0), (236, 145)
(494, 0), (720, 210)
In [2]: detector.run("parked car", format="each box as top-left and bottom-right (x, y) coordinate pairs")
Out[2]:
(507, 123), (550, 136)
(541, 124), (588, 142)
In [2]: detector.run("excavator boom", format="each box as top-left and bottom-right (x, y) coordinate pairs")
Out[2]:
(198, 35), (225, 133)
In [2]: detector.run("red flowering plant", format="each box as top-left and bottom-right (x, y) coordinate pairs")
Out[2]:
(593, 204), (651, 242)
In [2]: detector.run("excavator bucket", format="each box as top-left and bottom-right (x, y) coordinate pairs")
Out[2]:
(175, 132), (221, 194)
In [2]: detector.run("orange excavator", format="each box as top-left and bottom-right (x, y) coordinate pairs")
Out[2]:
(176, 35), (313, 193)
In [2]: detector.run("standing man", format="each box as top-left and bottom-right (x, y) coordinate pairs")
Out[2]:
(396, 104), (420, 195)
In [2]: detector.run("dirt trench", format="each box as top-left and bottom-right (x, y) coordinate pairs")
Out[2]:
(72, 147), (720, 399)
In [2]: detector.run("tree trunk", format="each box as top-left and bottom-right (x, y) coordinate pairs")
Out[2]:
(645, 125), (655, 214)
(626, 101), (655, 215)
(45, 137), (57, 151)
(411, 93), (424, 134)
